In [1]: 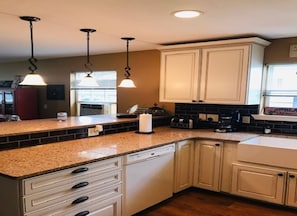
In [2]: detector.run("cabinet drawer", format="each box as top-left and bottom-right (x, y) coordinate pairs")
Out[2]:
(24, 183), (122, 216)
(68, 196), (121, 216)
(23, 169), (121, 213)
(23, 157), (122, 195)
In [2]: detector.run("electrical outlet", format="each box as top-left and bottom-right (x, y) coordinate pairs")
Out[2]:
(96, 124), (103, 132)
(199, 113), (207, 121)
(88, 127), (99, 137)
(207, 114), (219, 122)
(242, 116), (251, 124)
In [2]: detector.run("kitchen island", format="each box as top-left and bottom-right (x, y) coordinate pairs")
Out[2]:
(1, 115), (296, 216)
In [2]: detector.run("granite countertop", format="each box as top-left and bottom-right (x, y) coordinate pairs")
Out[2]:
(0, 127), (258, 179)
(0, 115), (139, 137)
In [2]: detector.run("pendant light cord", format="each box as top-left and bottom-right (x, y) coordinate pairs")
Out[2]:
(80, 28), (96, 75)
(84, 31), (92, 74)
(122, 37), (134, 78)
(28, 19), (38, 73)
(125, 39), (131, 78)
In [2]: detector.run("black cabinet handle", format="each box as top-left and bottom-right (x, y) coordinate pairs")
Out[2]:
(72, 196), (89, 205)
(277, 173), (284, 177)
(289, 174), (295, 178)
(72, 181), (89, 189)
(72, 167), (89, 174)
(215, 143), (220, 147)
(74, 211), (90, 216)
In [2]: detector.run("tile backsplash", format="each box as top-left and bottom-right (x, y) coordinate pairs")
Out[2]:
(175, 103), (297, 134)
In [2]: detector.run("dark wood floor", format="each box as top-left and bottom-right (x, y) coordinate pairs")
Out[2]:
(135, 188), (297, 216)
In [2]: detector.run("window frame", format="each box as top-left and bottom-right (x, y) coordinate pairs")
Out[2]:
(253, 63), (297, 122)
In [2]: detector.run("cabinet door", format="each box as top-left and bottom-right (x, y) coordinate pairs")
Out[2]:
(200, 45), (250, 104)
(286, 171), (297, 207)
(232, 163), (286, 204)
(174, 140), (194, 193)
(220, 141), (238, 193)
(193, 140), (223, 192)
(159, 50), (200, 102)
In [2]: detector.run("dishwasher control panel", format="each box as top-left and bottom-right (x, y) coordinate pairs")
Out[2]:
(124, 143), (175, 164)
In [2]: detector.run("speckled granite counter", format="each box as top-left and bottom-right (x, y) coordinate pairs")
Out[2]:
(0, 115), (138, 136)
(0, 127), (258, 179)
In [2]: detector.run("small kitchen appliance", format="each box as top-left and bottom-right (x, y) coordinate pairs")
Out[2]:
(215, 111), (241, 132)
(170, 117), (194, 129)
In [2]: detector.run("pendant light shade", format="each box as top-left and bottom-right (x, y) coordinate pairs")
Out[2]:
(118, 37), (136, 88)
(78, 28), (98, 87)
(19, 16), (47, 86)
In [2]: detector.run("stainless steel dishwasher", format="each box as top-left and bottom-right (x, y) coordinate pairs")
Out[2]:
(123, 143), (175, 216)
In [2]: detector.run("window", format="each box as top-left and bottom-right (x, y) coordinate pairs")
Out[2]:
(263, 64), (297, 116)
(70, 71), (117, 115)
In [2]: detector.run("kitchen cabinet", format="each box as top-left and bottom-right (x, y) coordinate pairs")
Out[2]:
(232, 164), (297, 208)
(159, 49), (200, 102)
(231, 163), (286, 205)
(200, 44), (264, 104)
(0, 88), (38, 120)
(0, 157), (122, 216)
(286, 171), (297, 207)
(220, 141), (238, 193)
(159, 37), (270, 104)
(193, 140), (223, 192)
(174, 140), (194, 193)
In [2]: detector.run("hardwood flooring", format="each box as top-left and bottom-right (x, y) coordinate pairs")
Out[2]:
(135, 188), (297, 216)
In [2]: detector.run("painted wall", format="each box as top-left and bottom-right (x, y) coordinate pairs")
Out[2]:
(1, 36), (296, 119)
(0, 50), (174, 118)
(264, 37), (297, 64)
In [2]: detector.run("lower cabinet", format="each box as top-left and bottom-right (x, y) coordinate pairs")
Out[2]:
(232, 163), (297, 208)
(22, 157), (122, 216)
(231, 163), (286, 204)
(174, 140), (194, 193)
(286, 171), (297, 207)
(193, 140), (223, 192)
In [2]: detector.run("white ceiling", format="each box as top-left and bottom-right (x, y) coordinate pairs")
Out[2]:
(1, 0), (297, 63)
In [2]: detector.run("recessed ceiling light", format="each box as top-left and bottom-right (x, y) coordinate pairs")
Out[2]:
(173, 10), (202, 18)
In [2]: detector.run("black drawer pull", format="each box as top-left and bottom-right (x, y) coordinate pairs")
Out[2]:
(277, 173), (284, 177)
(72, 181), (89, 189)
(72, 196), (89, 205)
(75, 210), (90, 216)
(215, 143), (220, 147)
(289, 174), (295, 178)
(72, 167), (89, 174)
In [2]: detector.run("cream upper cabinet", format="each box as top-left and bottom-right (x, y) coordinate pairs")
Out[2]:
(174, 140), (194, 193)
(200, 43), (266, 104)
(159, 49), (200, 102)
(193, 140), (223, 192)
(159, 37), (270, 104)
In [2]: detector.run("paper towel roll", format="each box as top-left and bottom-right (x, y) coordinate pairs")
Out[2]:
(139, 113), (152, 133)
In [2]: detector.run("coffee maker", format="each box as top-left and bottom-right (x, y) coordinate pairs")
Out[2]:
(215, 111), (241, 132)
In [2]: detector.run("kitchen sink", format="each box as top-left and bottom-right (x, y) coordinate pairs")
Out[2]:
(238, 136), (297, 169)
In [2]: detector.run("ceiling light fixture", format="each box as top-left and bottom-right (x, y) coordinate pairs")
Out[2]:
(19, 16), (47, 86)
(174, 10), (202, 18)
(78, 28), (98, 87)
(118, 37), (136, 88)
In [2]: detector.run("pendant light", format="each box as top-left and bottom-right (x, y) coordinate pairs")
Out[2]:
(19, 16), (47, 86)
(118, 37), (136, 88)
(78, 28), (98, 87)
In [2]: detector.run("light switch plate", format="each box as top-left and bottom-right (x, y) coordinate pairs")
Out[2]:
(289, 44), (297, 57)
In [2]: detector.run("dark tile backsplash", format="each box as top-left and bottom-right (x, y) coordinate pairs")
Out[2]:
(175, 103), (297, 134)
